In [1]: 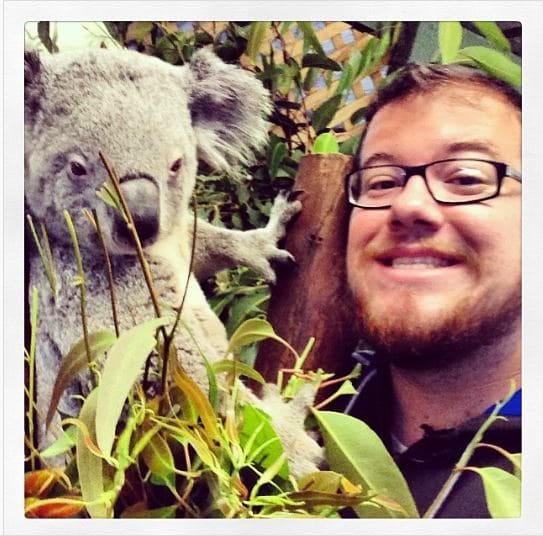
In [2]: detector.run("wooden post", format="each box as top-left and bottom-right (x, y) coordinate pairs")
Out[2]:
(255, 154), (360, 394)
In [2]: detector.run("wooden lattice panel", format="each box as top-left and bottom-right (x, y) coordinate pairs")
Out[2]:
(157, 22), (388, 144)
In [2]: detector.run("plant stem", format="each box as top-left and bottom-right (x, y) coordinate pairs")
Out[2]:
(26, 215), (57, 295)
(27, 287), (39, 471)
(98, 151), (168, 388)
(160, 197), (199, 394)
(64, 210), (96, 388)
(90, 209), (120, 337)
(422, 394), (512, 518)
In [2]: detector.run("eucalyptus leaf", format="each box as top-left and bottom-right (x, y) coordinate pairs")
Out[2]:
(313, 410), (419, 518)
(240, 404), (289, 479)
(312, 95), (342, 134)
(269, 142), (288, 178)
(120, 502), (177, 518)
(336, 63), (355, 95)
(247, 22), (270, 64)
(301, 53), (342, 71)
(212, 359), (265, 384)
(171, 363), (220, 441)
(473, 22), (511, 53)
(297, 22), (326, 56)
(467, 466), (521, 517)
(457, 46), (521, 89)
(372, 29), (392, 64)
(95, 317), (170, 457)
(312, 132), (340, 155)
(40, 425), (78, 458)
(46, 330), (117, 429)
(76, 389), (111, 518)
(438, 21), (463, 64)
(141, 429), (175, 480)
(226, 317), (297, 359)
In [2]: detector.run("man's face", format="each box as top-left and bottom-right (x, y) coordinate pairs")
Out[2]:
(346, 84), (521, 369)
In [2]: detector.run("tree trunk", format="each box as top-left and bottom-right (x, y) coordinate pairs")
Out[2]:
(255, 154), (360, 396)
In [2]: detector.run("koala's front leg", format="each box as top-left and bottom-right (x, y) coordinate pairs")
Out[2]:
(190, 191), (302, 284)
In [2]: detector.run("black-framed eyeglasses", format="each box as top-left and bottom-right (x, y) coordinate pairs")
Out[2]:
(346, 158), (522, 209)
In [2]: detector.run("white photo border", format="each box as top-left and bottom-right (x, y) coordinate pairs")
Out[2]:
(4, 1), (543, 534)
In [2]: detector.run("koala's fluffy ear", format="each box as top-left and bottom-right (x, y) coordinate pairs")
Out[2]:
(24, 50), (43, 126)
(187, 49), (272, 173)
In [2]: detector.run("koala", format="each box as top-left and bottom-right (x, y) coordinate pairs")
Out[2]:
(24, 47), (323, 479)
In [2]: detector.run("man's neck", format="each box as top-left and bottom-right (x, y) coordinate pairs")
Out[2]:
(389, 329), (521, 447)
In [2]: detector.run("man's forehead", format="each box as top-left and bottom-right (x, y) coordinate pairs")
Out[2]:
(358, 83), (521, 164)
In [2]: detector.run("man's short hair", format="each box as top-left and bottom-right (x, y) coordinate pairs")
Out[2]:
(356, 63), (522, 160)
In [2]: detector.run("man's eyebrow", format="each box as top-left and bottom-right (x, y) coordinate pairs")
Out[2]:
(360, 141), (502, 168)
(444, 141), (501, 158)
(360, 152), (397, 167)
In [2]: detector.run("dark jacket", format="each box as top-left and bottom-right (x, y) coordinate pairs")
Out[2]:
(343, 351), (521, 518)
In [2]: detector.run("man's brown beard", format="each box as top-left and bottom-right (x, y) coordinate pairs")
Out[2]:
(351, 283), (521, 371)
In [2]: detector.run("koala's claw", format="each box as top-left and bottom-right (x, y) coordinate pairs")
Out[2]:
(287, 189), (304, 202)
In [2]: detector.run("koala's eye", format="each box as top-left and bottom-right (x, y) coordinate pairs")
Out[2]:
(70, 161), (87, 177)
(169, 158), (182, 174)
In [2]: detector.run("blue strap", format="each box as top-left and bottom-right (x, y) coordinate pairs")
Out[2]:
(484, 389), (522, 417)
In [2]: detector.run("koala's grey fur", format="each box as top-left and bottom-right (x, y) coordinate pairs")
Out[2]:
(25, 47), (323, 479)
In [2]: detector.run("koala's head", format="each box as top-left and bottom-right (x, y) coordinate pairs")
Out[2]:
(24, 48), (271, 254)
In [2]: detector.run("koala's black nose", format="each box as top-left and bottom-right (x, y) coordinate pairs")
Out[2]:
(114, 214), (159, 246)
(113, 176), (160, 247)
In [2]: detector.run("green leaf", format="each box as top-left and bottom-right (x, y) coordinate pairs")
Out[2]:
(141, 429), (175, 481)
(372, 29), (392, 64)
(226, 318), (298, 359)
(336, 63), (355, 96)
(39, 425), (78, 458)
(76, 389), (111, 518)
(95, 317), (170, 457)
(312, 132), (340, 154)
(212, 359), (265, 384)
(313, 410), (419, 518)
(473, 22), (511, 53)
(297, 22), (326, 57)
(240, 404), (289, 479)
(171, 363), (220, 441)
(339, 134), (362, 156)
(250, 452), (288, 500)
(131, 21), (154, 42)
(247, 22), (270, 64)
(298, 470), (343, 493)
(46, 330), (117, 429)
(466, 466), (521, 517)
(269, 142), (288, 178)
(121, 502), (177, 518)
(438, 21), (463, 64)
(457, 46), (521, 89)
(301, 53), (342, 71)
(288, 489), (365, 508)
(312, 95), (342, 134)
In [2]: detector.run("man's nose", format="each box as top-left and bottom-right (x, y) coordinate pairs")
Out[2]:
(387, 174), (444, 232)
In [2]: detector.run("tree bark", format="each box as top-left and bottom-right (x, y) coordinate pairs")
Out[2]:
(255, 154), (360, 395)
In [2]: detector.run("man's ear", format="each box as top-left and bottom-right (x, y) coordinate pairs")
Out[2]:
(187, 48), (272, 173)
(24, 50), (44, 127)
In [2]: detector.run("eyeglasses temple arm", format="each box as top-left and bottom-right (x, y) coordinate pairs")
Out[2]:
(506, 166), (522, 182)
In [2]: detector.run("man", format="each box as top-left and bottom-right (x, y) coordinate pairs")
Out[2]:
(343, 63), (521, 517)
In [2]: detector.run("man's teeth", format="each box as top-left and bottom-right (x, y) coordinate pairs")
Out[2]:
(390, 256), (452, 269)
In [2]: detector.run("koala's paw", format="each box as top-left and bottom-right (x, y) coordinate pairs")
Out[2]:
(245, 190), (301, 284)
(246, 382), (325, 480)
(266, 190), (302, 242)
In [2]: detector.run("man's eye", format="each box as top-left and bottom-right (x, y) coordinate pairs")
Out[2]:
(367, 178), (399, 190)
(447, 174), (485, 186)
